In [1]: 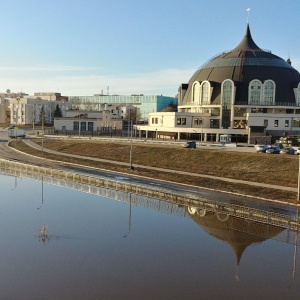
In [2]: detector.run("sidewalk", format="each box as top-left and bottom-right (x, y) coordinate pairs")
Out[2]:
(23, 139), (297, 193)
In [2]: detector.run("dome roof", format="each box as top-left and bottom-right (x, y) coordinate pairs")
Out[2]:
(183, 24), (300, 104)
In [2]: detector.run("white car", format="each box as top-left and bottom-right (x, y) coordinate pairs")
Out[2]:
(255, 145), (269, 153)
(296, 148), (300, 155)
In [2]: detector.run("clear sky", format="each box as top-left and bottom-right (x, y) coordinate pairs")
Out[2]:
(1, 0), (299, 97)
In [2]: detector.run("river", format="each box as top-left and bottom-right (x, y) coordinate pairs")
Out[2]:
(0, 166), (300, 299)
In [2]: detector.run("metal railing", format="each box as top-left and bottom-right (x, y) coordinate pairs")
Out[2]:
(1, 158), (300, 245)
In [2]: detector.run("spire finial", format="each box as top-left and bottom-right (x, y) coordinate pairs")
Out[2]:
(246, 8), (251, 24)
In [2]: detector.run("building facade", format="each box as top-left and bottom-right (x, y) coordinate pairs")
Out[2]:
(68, 94), (178, 120)
(54, 110), (123, 133)
(9, 97), (71, 125)
(136, 24), (300, 144)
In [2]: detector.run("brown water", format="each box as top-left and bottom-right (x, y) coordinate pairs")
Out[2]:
(0, 174), (299, 300)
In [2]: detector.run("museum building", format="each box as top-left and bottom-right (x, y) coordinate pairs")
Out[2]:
(137, 24), (300, 144)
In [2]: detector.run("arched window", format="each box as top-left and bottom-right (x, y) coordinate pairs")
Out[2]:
(263, 80), (275, 105)
(249, 80), (262, 105)
(201, 81), (210, 105)
(297, 83), (300, 106)
(192, 82), (200, 104)
(221, 80), (234, 129)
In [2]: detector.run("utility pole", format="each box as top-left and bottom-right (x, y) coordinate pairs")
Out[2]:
(129, 120), (134, 170)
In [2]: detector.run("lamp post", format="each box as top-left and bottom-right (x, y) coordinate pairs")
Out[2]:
(78, 114), (81, 138)
(129, 120), (134, 170)
(32, 104), (35, 134)
(201, 104), (204, 145)
(42, 112), (44, 155)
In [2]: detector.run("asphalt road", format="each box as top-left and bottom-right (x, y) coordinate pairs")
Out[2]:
(0, 128), (297, 216)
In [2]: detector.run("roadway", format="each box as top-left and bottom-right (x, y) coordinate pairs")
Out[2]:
(0, 128), (298, 216)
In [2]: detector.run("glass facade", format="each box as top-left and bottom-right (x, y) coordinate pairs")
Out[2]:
(68, 95), (178, 120)
(221, 80), (233, 129)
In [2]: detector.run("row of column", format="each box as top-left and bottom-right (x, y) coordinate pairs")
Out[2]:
(134, 129), (220, 143)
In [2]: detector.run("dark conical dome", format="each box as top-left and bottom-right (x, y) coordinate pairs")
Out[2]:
(232, 24), (261, 51)
(182, 24), (300, 105)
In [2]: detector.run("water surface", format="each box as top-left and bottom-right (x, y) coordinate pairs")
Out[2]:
(0, 174), (299, 300)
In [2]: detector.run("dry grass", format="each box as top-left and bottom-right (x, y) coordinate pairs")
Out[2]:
(10, 139), (299, 204)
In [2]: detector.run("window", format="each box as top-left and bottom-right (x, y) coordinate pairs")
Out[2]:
(194, 118), (202, 126)
(80, 122), (87, 131)
(263, 80), (275, 105)
(177, 117), (187, 126)
(155, 118), (158, 124)
(210, 119), (220, 128)
(234, 108), (246, 117)
(264, 120), (268, 128)
(192, 82), (200, 104)
(211, 108), (220, 116)
(233, 120), (247, 129)
(249, 80), (262, 105)
(292, 119), (300, 127)
(201, 82), (210, 105)
(285, 120), (289, 127)
(73, 121), (79, 130)
(274, 120), (278, 127)
(88, 122), (94, 131)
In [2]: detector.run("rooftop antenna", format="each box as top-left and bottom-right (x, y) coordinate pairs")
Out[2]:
(246, 7), (251, 24)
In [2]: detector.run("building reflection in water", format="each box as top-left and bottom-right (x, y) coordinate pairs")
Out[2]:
(186, 207), (285, 280)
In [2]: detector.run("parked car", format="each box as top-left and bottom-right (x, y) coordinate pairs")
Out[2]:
(183, 141), (197, 149)
(266, 146), (280, 154)
(296, 148), (300, 155)
(255, 145), (269, 153)
(280, 147), (295, 155)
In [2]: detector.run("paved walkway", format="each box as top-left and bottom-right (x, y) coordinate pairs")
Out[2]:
(23, 139), (298, 193)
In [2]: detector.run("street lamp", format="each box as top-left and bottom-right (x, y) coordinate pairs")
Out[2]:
(129, 120), (134, 170)
(201, 105), (204, 145)
(41, 111), (44, 155)
(32, 104), (35, 134)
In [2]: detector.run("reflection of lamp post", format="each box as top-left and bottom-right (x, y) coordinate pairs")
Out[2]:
(123, 193), (132, 238)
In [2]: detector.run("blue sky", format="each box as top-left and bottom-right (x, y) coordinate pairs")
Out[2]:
(0, 0), (299, 97)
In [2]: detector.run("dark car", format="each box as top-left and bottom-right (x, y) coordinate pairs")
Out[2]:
(280, 147), (295, 155)
(183, 141), (197, 149)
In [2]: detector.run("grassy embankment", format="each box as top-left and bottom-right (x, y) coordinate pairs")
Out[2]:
(10, 139), (299, 204)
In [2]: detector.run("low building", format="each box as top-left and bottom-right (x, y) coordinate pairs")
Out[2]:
(54, 110), (123, 133)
